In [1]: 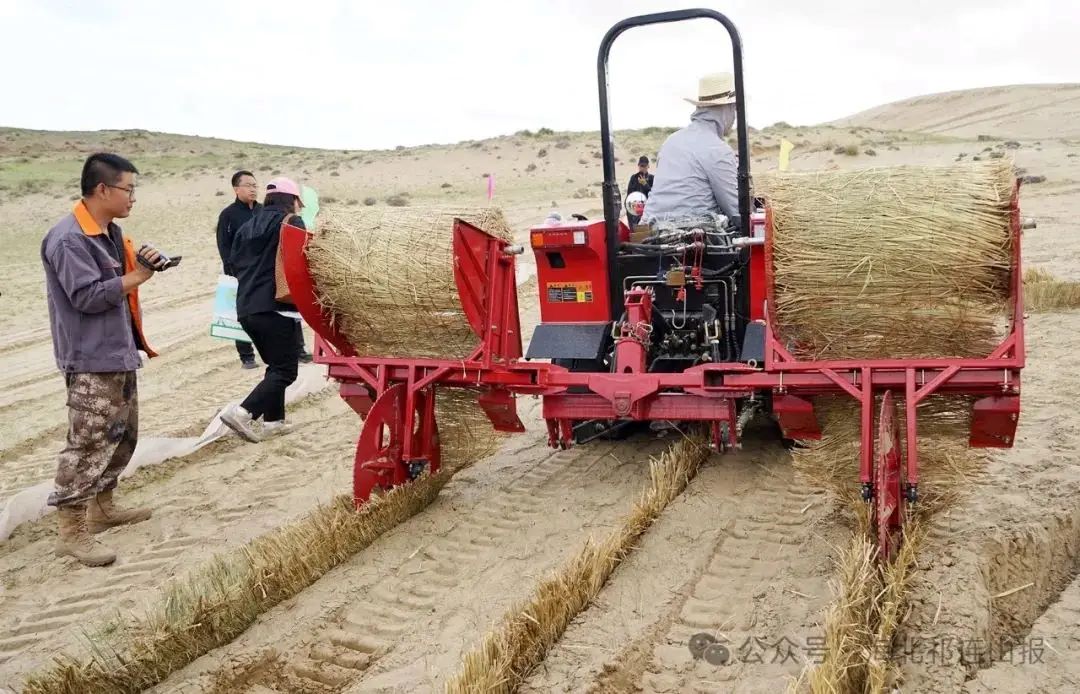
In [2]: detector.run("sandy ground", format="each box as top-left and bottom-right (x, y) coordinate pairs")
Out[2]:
(521, 430), (844, 694)
(1, 83), (1079, 692)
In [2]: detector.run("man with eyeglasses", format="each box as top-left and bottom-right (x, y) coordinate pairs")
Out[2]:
(217, 171), (312, 367)
(217, 170), (262, 368)
(40, 152), (163, 567)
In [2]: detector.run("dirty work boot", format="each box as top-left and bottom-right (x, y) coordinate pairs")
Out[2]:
(56, 504), (116, 567)
(86, 489), (152, 533)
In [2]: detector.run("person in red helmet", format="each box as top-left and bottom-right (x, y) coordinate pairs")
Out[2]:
(220, 177), (306, 442)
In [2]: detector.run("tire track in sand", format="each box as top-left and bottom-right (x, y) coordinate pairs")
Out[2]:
(146, 435), (668, 694)
(557, 438), (836, 694)
(273, 445), (623, 691)
(0, 534), (201, 663)
(0, 395), (353, 678)
(637, 463), (817, 694)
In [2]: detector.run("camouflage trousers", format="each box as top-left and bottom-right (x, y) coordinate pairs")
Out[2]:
(48, 372), (138, 508)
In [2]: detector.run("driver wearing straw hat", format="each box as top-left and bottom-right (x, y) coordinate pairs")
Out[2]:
(643, 72), (740, 225)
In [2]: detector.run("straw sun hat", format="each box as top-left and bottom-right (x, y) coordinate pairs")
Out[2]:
(684, 72), (737, 107)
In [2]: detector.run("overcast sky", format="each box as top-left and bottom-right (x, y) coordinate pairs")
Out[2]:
(0, 0), (1075, 150)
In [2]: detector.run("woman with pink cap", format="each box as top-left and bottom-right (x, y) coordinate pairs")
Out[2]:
(220, 176), (306, 441)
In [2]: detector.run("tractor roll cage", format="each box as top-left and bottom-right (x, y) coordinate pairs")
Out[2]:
(598, 9), (752, 319)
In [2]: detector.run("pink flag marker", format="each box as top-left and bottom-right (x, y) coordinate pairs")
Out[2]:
(487, 173), (495, 201)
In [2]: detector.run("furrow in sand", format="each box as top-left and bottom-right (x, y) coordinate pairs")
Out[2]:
(0, 395), (355, 682)
(146, 434), (669, 694)
(896, 501), (1080, 693)
(964, 570), (1080, 693)
(562, 433), (840, 694)
(873, 312), (1080, 694)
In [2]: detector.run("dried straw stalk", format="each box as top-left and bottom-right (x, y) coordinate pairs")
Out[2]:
(863, 521), (925, 693)
(801, 535), (878, 694)
(306, 206), (513, 359)
(446, 433), (711, 694)
(759, 162), (1015, 359)
(21, 392), (500, 694)
(792, 395), (977, 694)
(1024, 267), (1080, 313)
(796, 519), (926, 694)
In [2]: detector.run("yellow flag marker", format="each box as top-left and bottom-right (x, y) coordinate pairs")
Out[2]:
(778, 138), (795, 171)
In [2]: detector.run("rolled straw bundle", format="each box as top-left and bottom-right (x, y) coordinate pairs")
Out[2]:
(306, 207), (513, 359)
(759, 162), (1015, 360)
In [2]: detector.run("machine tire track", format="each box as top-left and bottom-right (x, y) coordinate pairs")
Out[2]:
(0, 397), (353, 678)
(144, 437), (662, 694)
(256, 445), (622, 693)
(622, 463), (817, 694)
(0, 534), (200, 663)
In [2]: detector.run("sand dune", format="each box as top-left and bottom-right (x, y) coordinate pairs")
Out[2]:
(835, 83), (1080, 139)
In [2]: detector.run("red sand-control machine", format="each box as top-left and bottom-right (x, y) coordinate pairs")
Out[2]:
(282, 9), (1025, 560)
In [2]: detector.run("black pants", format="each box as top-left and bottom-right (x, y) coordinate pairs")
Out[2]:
(237, 319), (304, 362)
(238, 312), (299, 422)
(294, 319), (307, 354)
(235, 339), (254, 361)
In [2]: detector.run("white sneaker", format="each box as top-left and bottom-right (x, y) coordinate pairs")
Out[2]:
(261, 420), (294, 438)
(220, 404), (261, 443)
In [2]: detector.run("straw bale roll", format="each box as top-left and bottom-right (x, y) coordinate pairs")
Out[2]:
(306, 207), (513, 359)
(759, 162), (1015, 360)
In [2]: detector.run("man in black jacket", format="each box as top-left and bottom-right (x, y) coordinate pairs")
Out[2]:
(626, 156), (654, 226)
(217, 171), (261, 368)
(627, 156), (654, 197)
(217, 171), (313, 367)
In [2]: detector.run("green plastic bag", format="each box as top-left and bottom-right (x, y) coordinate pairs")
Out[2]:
(300, 185), (320, 230)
